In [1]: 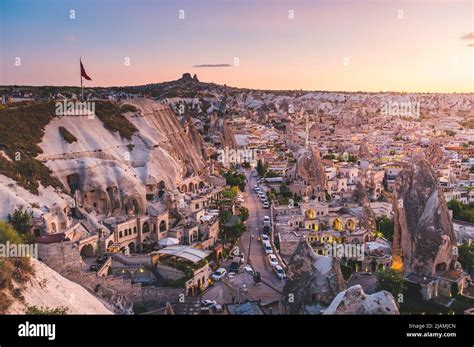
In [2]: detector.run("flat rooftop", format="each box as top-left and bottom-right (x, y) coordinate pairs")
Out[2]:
(157, 245), (210, 263)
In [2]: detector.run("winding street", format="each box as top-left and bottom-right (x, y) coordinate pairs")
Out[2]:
(238, 170), (286, 291)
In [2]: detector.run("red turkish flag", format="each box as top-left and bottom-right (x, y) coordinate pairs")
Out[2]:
(80, 59), (92, 81)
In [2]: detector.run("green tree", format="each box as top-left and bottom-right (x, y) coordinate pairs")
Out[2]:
(448, 199), (474, 223)
(323, 154), (336, 160)
(0, 221), (35, 313)
(24, 305), (69, 315)
(268, 190), (276, 201)
(348, 154), (358, 163)
(256, 159), (268, 177)
(223, 170), (246, 191)
(8, 206), (33, 236)
(0, 221), (23, 244)
(222, 186), (239, 200)
(265, 170), (279, 178)
(376, 216), (394, 242)
(239, 207), (249, 222)
(458, 242), (474, 273)
(376, 269), (406, 297)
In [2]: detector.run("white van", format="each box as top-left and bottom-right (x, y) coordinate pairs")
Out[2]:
(263, 241), (273, 255)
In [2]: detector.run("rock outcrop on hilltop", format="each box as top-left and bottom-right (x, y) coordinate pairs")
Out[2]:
(296, 146), (327, 191)
(323, 285), (399, 315)
(392, 154), (459, 275)
(283, 240), (346, 313)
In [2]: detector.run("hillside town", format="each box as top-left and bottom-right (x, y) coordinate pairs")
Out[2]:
(0, 75), (473, 316)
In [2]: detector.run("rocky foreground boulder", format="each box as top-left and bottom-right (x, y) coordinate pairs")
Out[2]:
(283, 240), (346, 313)
(324, 285), (399, 315)
(392, 154), (458, 276)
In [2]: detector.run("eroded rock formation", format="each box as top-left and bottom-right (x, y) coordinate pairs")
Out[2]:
(283, 240), (346, 313)
(424, 141), (445, 167)
(358, 141), (373, 160)
(296, 146), (327, 191)
(324, 284), (399, 315)
(353, 182), (376, 231)
(35, 99), (207, 217)
(392, 154), (458, 275)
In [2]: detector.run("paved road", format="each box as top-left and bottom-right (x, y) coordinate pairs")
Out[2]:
(239, 170), (285, 291)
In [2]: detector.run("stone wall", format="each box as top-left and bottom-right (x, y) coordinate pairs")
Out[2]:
(38, 241), (82, 273)
(37, 241), (185, 313)
(140, 287), (185, 310)
(156, 264), (185, 281)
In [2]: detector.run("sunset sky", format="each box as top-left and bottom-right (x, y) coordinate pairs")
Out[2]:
(0, 0), (472, 92)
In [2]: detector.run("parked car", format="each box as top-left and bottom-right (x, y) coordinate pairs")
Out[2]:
(96, 255), (108, 263)
(268, 254), (278, 267)
(210, 303), (223, 312)
(89, 264), (98, 272)
(273, 265), (286, 279)
(244, 265), (255, 276)
(211, 268), (227, 281)
(261, 234), (270, 243)
(263, 202), (270, 209)
(201, 300), (217, 307)
(263, 216), (270, 223)
(263, 241), (273, 255)
(263, 225), (271, 234)
(253, 184), (259, 190)
(229, 258), (241, 273)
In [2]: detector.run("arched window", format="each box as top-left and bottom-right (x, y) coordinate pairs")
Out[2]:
(143, 222), (150, 233)
(305, 209), (315, 219)
(160, 220), (167, 232)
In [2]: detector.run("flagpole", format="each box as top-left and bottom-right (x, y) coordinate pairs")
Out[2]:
(80, 58), (83, 101)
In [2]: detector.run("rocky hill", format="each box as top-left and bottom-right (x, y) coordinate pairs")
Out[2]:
(6, 258), (112, 314)
(0, 99), (208, 219)
(392, 154), (459, 275)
